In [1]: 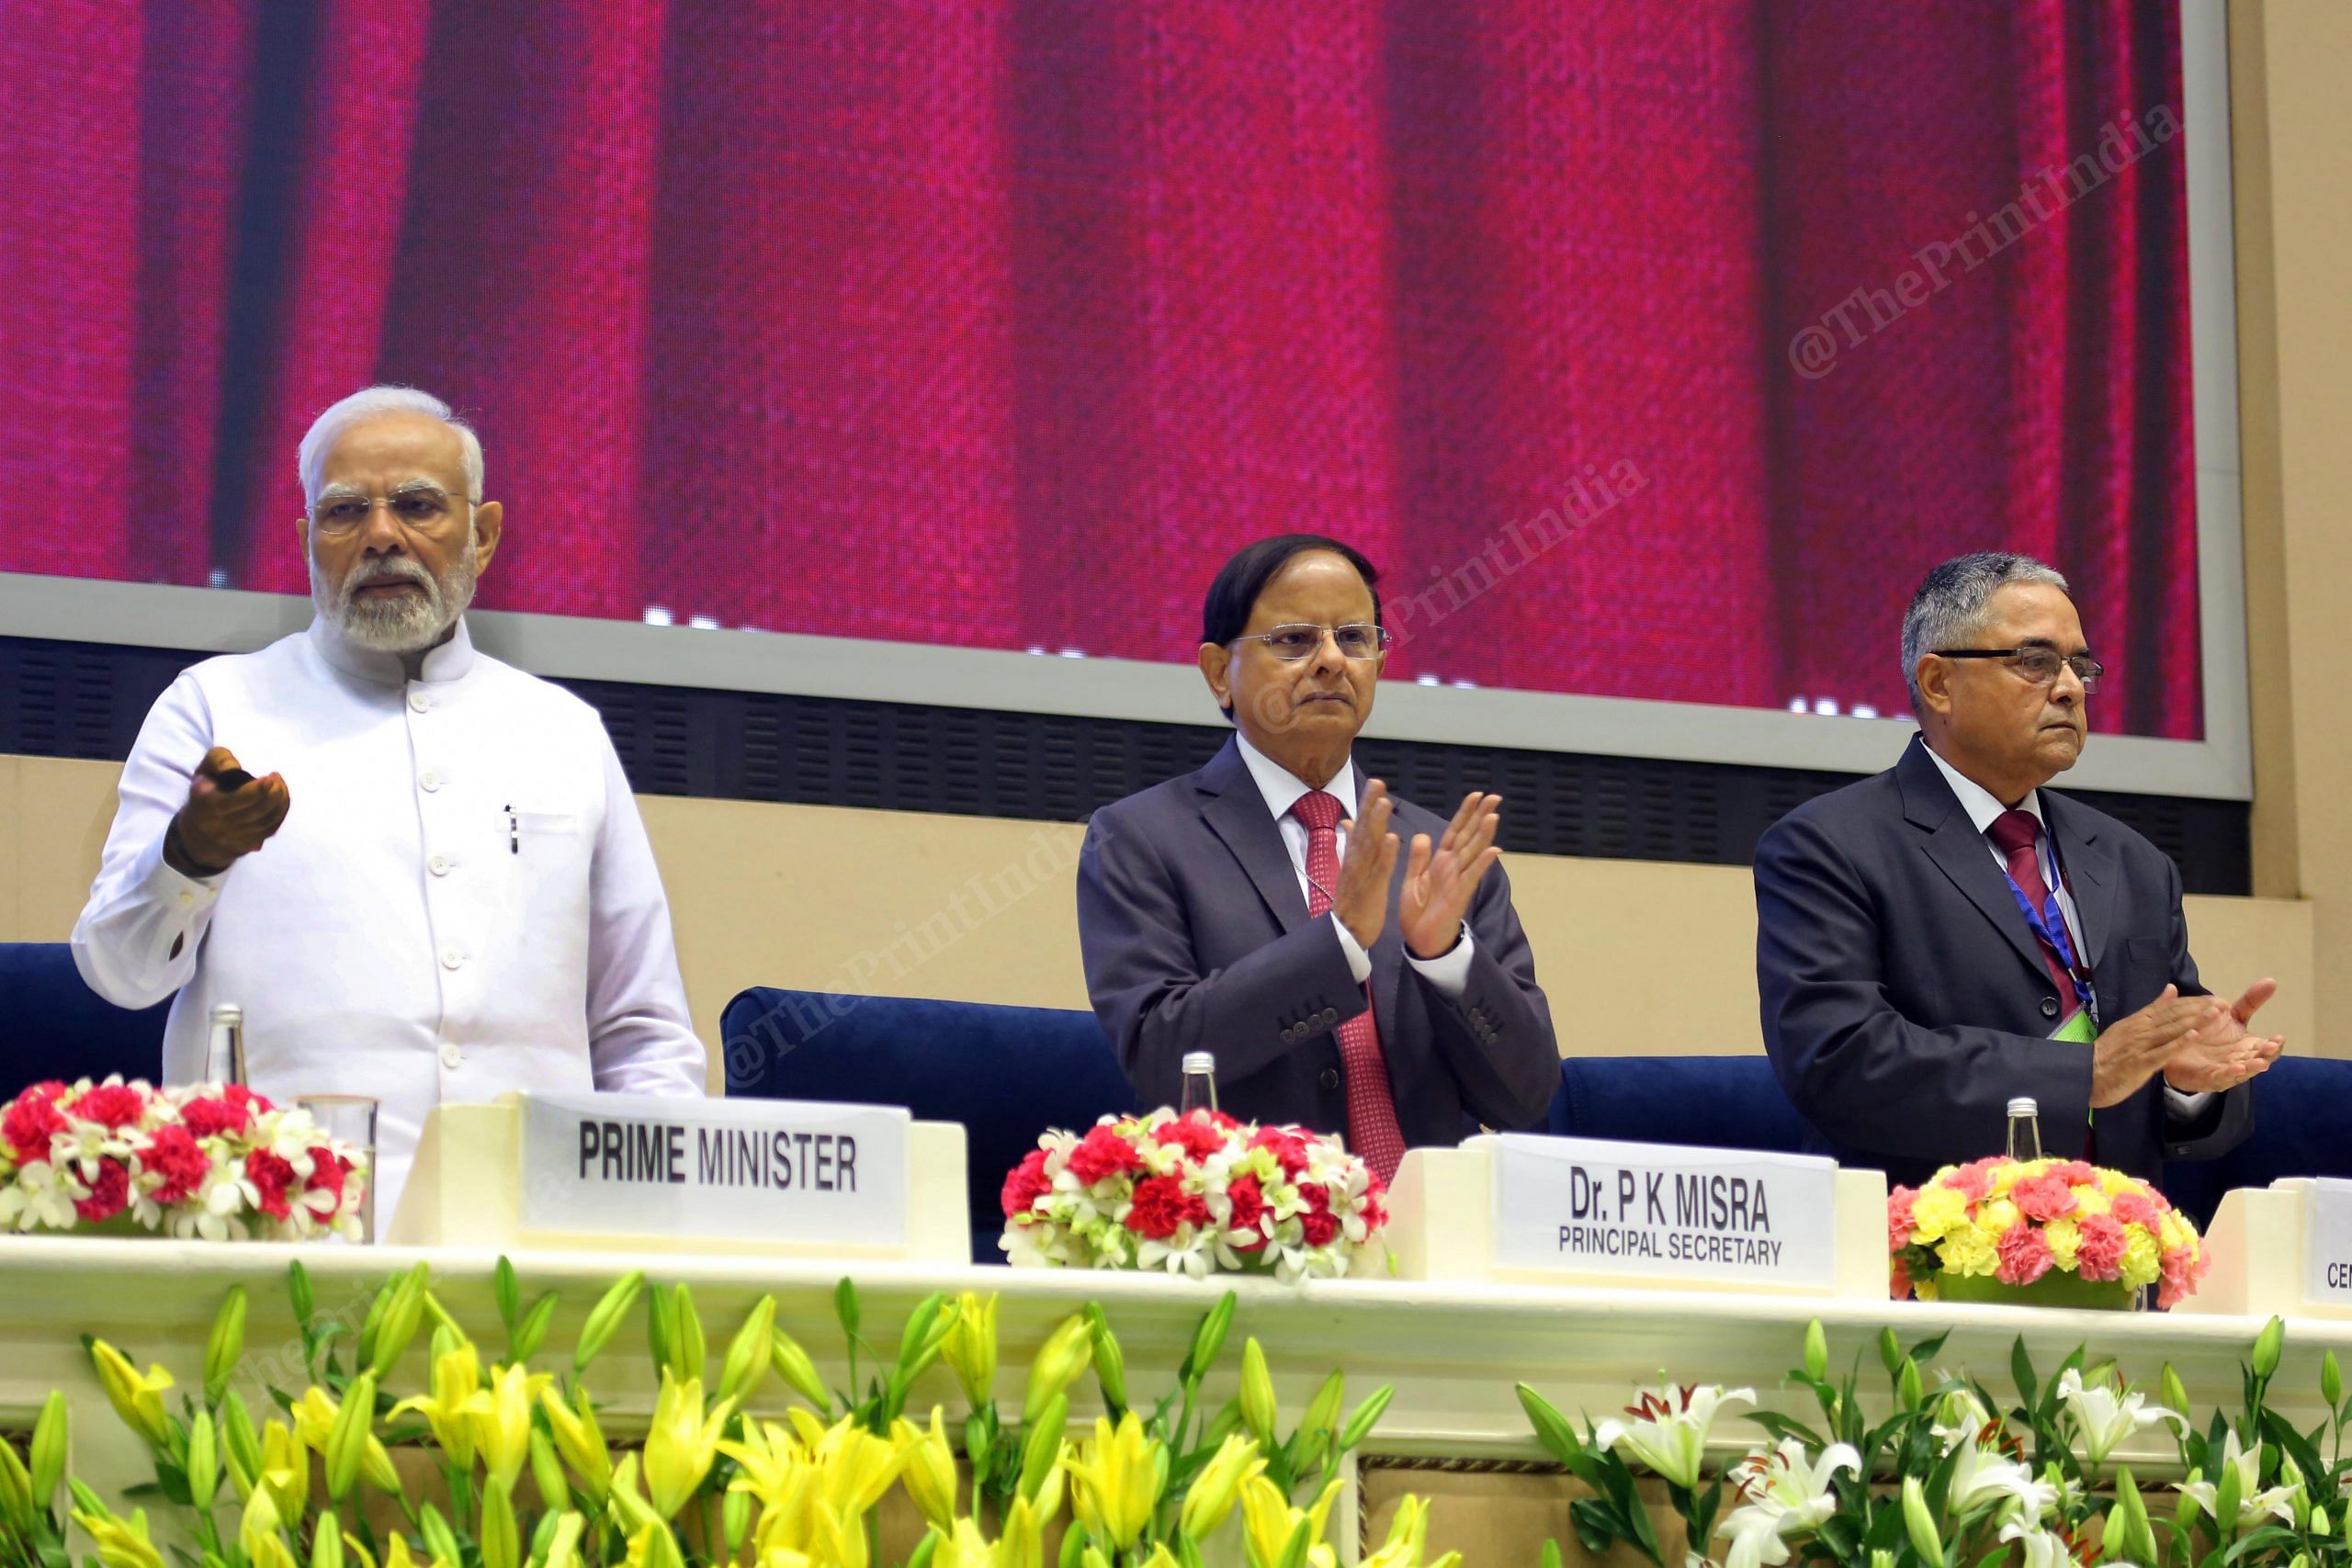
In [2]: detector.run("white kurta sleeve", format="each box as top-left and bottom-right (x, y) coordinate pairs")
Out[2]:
(583, 733), (707, 1096)
(71, 675), (232, 1010)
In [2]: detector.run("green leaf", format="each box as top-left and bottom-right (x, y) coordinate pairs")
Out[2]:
(511, 1293), (560, 1364)
(1567, 1497), (1616, 1554)
(834, 1277), (861, 1342)
(288, 1261), (314, 1325)
(2010, 1336), (2038, 1410)
(492, 1257), (520, 1330)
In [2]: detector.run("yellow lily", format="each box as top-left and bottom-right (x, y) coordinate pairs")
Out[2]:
(810, 1499), (868, 1568)
(1362, 1495), (1463, 1568)
(256, 1419), (309, 1521)
(1241, 1474), (1343, 1568)
(539, 1385), (615, 1501)
(238, 1488), (300, 1568)
(390, 1339), (483, 1471)
(1180, 1431), (1267, 1540)
(942, 1291), (999, 1408)
(719, 1417), (808, 1508)
(622, 1521), (685, 1568)
(605, 1452), (662, 1535)
(89, 1341), (174, 1449)
(289, 1385), (400, 1493)
(642, 1372), (732, 1520)
(998, 1495), (1045, 1568)
(1023, 1314), (1093, 1423)
(1066, 1412), (1164, 1551)
(68, 1504), (165, 1568)
(541, 1514), (588, 1568)
(809, 1416), (903, 1520)
(459, 1361), (553, 1491)
(892, 1406), (959, 1531)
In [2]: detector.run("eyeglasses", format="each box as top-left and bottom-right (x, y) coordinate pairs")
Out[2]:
(308, 485), (470, 536)
(1933, 646), (2105, 694)
(1232, 623), (1393, 661)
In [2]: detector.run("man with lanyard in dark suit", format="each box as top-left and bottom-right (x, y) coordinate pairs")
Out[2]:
(1076, 535), (1558, 1181)
(1756, 552), (2281, 1188)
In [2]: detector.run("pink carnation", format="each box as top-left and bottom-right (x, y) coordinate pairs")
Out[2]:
(1887, 1187), (1918, 1249)
(2156, 1242), (2210, 1311)
(1001, 1149), (1052, 1218)
(71, 1083), (147, 1131)
(2010, 1174), (2077, 1223)
(1995, 1221), (2055, 1285)
(1890, 1254), (1913, 1301)
(2109, 1190), (2162, 1229)
(1067, 1125), (1148, 1186)
(1944, 1159), (1999, 1202)
(2074, 1213), (2128, 1280)
(2050, 1160), (2098, 1186)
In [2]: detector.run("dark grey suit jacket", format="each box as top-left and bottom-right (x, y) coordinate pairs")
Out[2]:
(1077, 738), (1559, 1144)
(1755, 736), (2252, 1187)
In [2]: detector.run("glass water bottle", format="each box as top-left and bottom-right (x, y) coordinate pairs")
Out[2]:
(209, 1003), (246, 1089)
(1180, 1051), (1218, 1118)
(2005, 1096), (2042, 1162)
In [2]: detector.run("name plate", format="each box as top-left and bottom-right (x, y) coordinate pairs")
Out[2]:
(519, 1092), (909, 1247)
(2304, 1179), (2352, 1304)
(1490, 1134), (1838, 1290)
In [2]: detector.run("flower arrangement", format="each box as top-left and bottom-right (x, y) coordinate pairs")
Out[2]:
(1521, 1313), (2335, 1568)
(1000, 1108), (1390, 1281)
(1887, 1155), (2210, 1309)
(35, 1258), (1453, 1568)
(0, 1077), (368, 1242)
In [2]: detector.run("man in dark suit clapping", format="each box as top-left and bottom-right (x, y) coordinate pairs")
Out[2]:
(1077, 535), (1558, 1179)
(1756, 552), (2281, 1187)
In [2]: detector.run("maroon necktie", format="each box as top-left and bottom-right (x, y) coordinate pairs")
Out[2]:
(1289, 790), (1408, 1181)
(1986, 809), (2079, 1011)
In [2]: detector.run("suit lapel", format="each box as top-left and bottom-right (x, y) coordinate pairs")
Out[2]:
(1898, 740), (2058, 989)
(2042, 793), (2119, 971)
(1196, 739), (1310, 934)
(1354, 772), (1407, 1034)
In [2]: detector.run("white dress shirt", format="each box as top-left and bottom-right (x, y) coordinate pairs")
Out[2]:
(1231, 735), (1473, 995)
(72, 616), (707, 1227)
(1923, 743), (2206, 1114)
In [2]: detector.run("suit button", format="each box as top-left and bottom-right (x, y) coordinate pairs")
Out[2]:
(1321, 1008), (1338, 1025)
(2041, 997), (2060, 1019)
(1319, 1068), (1340, 1089)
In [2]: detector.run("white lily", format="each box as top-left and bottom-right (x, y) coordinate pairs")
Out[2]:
(2177, 1432), (2298, 1532)
(2054, 1368), (2187, 1466)
(1946, 1442), (2057, 1525)
(1593, 1382), (1757, 1490)
(1717, 1438), (1861, 1568)
(1997, 1519), (2104, 1568)
(1928, 1386), (1995, 1454)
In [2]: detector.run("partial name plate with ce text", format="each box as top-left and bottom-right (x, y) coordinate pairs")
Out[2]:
(387, 1092), (971, 1261)
(1385, 1133), (1890, 1297)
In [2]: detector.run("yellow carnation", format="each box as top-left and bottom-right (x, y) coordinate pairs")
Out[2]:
(2158, 1213), (2196, 1253)
(1938, 1223), (1999, 1278)
(2119, 1224), (2163, 1289)
(2071, 1187), (2111, 1219)
(2042, 1216), (2081, 1269)
(1992, 1162), (2025, 1197)
(2099, 1169), (2132, 1196)
(1910, 1186), (1969, 1242)
(1976, 1199), (2020, 1236)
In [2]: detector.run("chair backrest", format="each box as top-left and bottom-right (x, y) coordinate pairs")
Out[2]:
(719, 987), (1136, 1262)
(2154, 1056), (2352, 1226)
(1548, 1054), (1809, 1154)
(0, 942), (169, 1089)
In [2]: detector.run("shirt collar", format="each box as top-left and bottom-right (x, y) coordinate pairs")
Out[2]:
(308, 613), (480, 686)
(1234, 733), (1357, 825)
(1922, 739), (2044, 838)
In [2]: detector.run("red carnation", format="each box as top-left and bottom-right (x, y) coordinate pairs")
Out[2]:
(139, 1125), (213, 1203)
(304, 1146), (350, 1210)
(1250, 1127), (1312, 1179)
(74, 1157), (131, 1223)
(1123, 1174), (1208, 1240)
(1297, 1183), (1340, 1247)
(245, 1150), (296, 1220)
(1001, 1149), (1053, 1219)
(1225, 1172), (1269, 1249)
(181, 1095), (253, 1139)
(2, 1092), (68, 1164)
(1152, 1115), (1227, 1162)
(1067, 1125), (1148, 1186)
(73, 1083), (147, 1131)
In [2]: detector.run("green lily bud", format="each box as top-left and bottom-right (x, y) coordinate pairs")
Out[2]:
(203, 1287), (248, 1408)
(1299, 1370), (1345, 1454)
(769, 1327), (831, 1411)
(0, 1438), (34, 1538)
(1516, 1383), (1584, 1468)
(1239, 1337), (1279, 1445)
(311, 1516), (343, 1568)
(723, 1487), (752, 1553)
(573, 1270), (646, 1376)
(419, 1503), (463, 1568)
(220, 1391), (262, 1502)
(1340, 1385), (1396, 1451)
(480, 1475), (520, 1568)
(2325, 1350), (2343, 1409)
(28, 1391), (67, 1512)
(2217, 1463), (2243, 1538)
(2162, 1363), (2190, 1420)
(718, 1295), (777, 1405)
(492, 1255), (521, 1328)
(1878, 1325), (1902, 1379)
(1897, 1357), (1923, 1412)
(512, 1293), (560, 1364)
(369, 1265), (431, 1378)
(530, 1429), (569, 1514)
(324, 1372), (376, 1502)
(1089, 1312), (1129, 1412)
(1186, 1292), (1238, 1384)
(670, 1285), (707, 1382)
(2177, 1471), (2203, 1539)
(186, 1411), (219, 1509)
(1019, 1393), (1068, 1503)
(1901, 1475), (1943, 1565)
(2254, 1316), (2286, 1382)
(1802, 1319), (1828, 1383)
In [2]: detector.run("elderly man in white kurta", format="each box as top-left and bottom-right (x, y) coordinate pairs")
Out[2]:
(73, 386), (706, 1227)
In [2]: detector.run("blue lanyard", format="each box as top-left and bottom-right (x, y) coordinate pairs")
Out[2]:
(1997, 839), (2098, 1025)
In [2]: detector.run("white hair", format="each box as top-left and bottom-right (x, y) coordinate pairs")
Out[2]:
(297, 385), (484, 506)
(1900, 552), (2071, 711)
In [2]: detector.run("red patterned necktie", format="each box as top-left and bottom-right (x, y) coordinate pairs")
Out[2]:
(1289, 789), (1408, 1181)
(1985, 809), (2078, 1006)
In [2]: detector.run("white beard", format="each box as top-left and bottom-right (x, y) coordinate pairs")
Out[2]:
(311, 526), (479, 654)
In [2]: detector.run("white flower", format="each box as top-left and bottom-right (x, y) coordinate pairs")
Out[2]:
(1929, 1386), (1995, 1453)
(0, 1160), (78, 1231)
(2054, 1368), (2187, 1466)
(1947, 1441), (2057, 1525)
(1593, 1382), (1757, 1490)
(1717, 1438), (1860, 1568)
(1996, 1519), (2098, 1568)
(2177, 1432), (2298, 1532)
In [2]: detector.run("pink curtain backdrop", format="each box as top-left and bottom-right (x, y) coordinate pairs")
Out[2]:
(0, 2), (2199, 738)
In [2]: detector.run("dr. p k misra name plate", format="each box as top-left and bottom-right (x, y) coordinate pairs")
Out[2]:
(520, 1092), (909, 1247)
(1490, 1134), (1838, 1291)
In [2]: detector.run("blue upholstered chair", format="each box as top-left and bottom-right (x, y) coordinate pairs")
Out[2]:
(1544, 1053), (2352, 1231)
(0, 942), (169, 1088)
(719, 988), (1136, 1263)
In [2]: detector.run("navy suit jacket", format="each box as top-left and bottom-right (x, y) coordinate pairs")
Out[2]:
(1077, 738), (1559, 1144)
(1755, 736), (2252, 1188)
